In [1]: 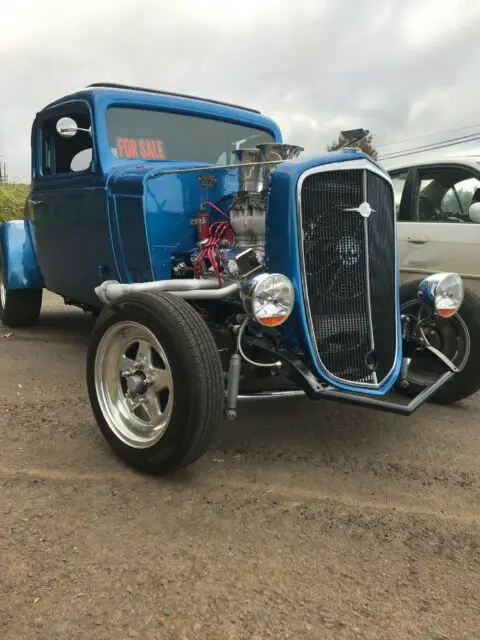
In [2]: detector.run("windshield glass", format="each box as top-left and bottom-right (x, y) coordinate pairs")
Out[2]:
(105, 106), (275, 165)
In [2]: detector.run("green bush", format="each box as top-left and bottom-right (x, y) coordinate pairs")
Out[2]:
(0, 183), (29, 223)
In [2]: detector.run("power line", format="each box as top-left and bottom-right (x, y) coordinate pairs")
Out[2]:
(378, 132), (480, 161)
(377, 122), (480, 148)
(379, 136), (480, 160)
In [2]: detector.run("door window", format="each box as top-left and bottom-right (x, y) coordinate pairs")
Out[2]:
(39, 105), (94, 177)
(414, 166), (480, 223)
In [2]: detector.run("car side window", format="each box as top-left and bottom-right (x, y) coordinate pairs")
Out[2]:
(39, 106), (93, 177)
(414, 167), (480, 223)
(389, 170), (409, 219)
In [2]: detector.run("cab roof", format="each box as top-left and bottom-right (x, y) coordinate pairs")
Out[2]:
(38, 82), (282, 137)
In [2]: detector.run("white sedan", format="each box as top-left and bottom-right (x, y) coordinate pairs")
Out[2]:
(386, 155), (480, 296)
(384, 155), (480, 404)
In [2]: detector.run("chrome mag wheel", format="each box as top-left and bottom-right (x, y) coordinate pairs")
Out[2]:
(86, 291), (224, 474)
(94, 320), (174, 449)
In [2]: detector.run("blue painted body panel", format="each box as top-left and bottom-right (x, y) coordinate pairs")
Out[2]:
(265, 149), (403, 396)
(0, 220), (44, 290)
(103, 162), (243, 283)
(30, 174), (118, 306)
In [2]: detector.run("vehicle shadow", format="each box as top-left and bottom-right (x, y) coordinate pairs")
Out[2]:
(212, 396), (416, 462)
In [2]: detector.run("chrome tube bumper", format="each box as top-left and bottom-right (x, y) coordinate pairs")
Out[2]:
(236, 370), (454, 415)
(232, 335), (458, 416)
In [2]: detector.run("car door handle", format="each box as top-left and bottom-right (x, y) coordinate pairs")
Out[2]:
(407, 235), (428, 245)
(27, 199), (45, 207)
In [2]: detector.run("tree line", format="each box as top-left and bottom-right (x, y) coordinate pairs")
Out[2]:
(326, 131), (378, 159)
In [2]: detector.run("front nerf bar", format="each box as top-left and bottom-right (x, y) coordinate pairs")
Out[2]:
(228, 337), (458, 416)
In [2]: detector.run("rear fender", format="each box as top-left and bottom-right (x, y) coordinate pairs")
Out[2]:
(0, 220), (44, 290)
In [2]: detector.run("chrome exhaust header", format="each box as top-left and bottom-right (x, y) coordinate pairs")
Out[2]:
(95, 279), (239, 304)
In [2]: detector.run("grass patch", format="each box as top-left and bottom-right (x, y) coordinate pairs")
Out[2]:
(0, 183), (29, 223)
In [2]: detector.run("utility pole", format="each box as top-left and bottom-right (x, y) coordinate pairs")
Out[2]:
(0, 132), (5, 182)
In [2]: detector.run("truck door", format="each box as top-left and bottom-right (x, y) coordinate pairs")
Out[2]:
(30, 102), (119, 307)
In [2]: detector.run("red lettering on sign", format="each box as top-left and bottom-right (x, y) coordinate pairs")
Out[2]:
(131, 139), (140, 158)
(148, 140), (157, 159)
(116, 137), (165, 160)
(116, 137), (126, 157)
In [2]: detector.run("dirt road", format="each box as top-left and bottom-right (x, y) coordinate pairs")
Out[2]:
(1, 292), (479, 639)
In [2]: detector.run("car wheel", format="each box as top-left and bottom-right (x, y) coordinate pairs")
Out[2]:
(398, 279), (480, 404)
(86, 291), (224, 474)
(0, 263), (42, 328)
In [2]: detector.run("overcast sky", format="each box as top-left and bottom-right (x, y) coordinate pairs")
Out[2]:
(2, 0), (480, 180)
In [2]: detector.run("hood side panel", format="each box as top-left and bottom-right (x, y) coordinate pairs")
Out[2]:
(144, 167), (240, 281)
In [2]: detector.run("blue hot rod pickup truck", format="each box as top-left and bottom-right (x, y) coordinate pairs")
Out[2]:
(1, 82), (480, 474)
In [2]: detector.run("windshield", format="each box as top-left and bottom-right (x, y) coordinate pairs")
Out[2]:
(105, 106), (275, 165)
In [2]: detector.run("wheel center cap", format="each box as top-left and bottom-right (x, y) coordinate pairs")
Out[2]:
(126, 372), (147, 395)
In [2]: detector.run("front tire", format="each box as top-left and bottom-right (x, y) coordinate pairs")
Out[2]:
(399, 279), (480, 404)
(86, 291), (224, 474)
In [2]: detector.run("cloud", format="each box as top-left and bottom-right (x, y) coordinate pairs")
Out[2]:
(2, 0), (480, 179)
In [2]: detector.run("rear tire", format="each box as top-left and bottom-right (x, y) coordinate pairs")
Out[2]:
(399, 279), (480, 404)
(0, 268), (42, 328)
(86, 291), (224, 475)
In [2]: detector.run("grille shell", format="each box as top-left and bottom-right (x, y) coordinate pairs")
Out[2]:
(297, 163), (399, 389)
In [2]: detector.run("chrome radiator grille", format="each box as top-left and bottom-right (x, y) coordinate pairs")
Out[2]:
(298, 165), (398, 388)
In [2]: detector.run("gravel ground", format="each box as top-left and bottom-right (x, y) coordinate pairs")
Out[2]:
(1, 292), (479, 639)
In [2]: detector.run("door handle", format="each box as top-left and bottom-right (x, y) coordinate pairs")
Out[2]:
(407, 235), (428, 245)
(27, 199), (45, 207)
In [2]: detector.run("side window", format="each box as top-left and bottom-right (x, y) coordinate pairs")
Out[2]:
(389, 170), (408, 219)
(414, 167), (480, 223)
(441, 186), (462, 215)
(440, 177), (480, 218)
(40, 106), (93, 177)
(70, 148), (93, 172)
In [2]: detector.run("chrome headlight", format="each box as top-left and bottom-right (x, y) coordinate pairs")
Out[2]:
(418, 272), (464, 318)
(240, 273), (295, 327)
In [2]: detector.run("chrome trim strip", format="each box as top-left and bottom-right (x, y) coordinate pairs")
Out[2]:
(147, 159), (285, 179)
(238, 390), (306, 400)
(400, 266), (480, 281)
(296, 158), (400, 390)
(361, 169), (378, 385)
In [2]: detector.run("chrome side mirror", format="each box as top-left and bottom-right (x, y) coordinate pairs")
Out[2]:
(56, 117), (91, 138)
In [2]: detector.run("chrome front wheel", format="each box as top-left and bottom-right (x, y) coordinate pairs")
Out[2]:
(94, 321), (174, 449)
(86, 291), (224, 475)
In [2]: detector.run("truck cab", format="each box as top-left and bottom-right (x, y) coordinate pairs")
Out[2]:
(26, 83), (281, 308)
